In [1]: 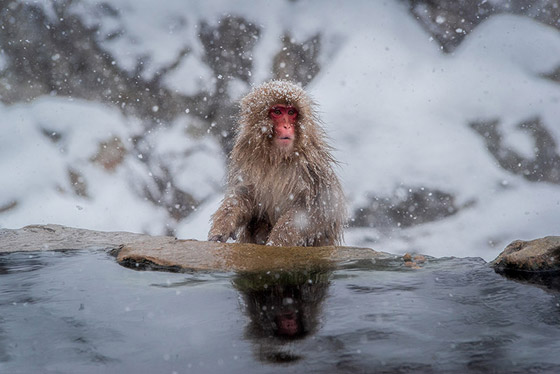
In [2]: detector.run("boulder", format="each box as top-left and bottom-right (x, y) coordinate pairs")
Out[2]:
(491, 236), (560, 272)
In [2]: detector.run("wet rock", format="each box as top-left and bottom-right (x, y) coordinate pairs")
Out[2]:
(0, 224), (391, 272)
(403, 252), (426, 269)
(118, 239), (373, 272)
(0, 224), (152, 253)
(495, 269), (560, 292)
(491, 236), (560, 272)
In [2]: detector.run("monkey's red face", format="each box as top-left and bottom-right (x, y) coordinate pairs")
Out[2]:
(269, 104), (298, 149)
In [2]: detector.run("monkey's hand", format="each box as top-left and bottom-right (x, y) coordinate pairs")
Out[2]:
(208, 234), (226, 243)
(208, 190), (252, 244)
(208, 210), (241, 243)
(208, 232), (237, 243)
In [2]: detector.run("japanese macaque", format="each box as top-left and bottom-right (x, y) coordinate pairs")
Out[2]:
(208, 80), (346, 247)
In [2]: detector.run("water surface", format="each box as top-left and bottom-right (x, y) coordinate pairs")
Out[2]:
(1, 250), (559, 373)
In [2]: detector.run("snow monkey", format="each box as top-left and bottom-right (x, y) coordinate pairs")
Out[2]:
(208, 80), (346, 247)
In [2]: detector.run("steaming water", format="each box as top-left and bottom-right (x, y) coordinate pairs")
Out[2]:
(1, 250), (560, 373)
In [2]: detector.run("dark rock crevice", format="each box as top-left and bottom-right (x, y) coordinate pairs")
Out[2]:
(352, 186), (469, 229)
(407, 0), (560, 53)
(470, 117), (560, 184)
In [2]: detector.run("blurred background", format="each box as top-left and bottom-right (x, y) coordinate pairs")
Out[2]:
(1, 0), (559, 260)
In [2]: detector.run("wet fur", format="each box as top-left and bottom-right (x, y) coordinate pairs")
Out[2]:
(209, 80), (346, 246)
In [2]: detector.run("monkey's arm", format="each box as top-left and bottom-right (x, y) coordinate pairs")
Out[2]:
(208, 189), (253, 242)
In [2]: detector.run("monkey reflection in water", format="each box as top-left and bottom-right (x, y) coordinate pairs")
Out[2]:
(233, 267), (331, 363)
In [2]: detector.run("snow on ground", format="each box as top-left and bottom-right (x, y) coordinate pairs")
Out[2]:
(2, 1), (560, 261)
(0, 97), (223, 235)
(311, 9), (560, 259)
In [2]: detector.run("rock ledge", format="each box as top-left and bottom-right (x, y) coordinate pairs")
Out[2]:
(491, 236), (560, 272)
(0, 224), (393, 272)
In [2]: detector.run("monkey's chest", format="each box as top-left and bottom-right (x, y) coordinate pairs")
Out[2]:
(250, 171), (305, 223)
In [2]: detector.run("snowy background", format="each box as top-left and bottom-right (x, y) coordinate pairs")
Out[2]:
(1, 0), (560, 261)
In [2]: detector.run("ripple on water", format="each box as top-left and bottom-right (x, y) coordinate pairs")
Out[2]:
(1, 250), (560, 373)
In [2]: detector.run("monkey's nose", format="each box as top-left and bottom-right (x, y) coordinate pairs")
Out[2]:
(282, 119), (293, 127)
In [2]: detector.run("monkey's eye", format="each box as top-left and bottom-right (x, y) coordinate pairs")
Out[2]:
(273, 109), (282, 115)
(288, 109), (296, 116)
